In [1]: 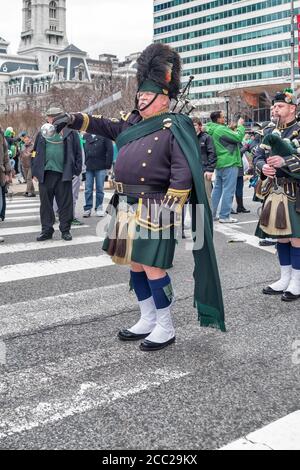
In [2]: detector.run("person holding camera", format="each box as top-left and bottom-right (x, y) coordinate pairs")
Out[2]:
(206, 111), (245, 223)
(32, 107), (82, 242)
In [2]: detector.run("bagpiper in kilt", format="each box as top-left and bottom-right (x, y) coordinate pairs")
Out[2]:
(53, 43), (225, 351)
(254, 88), (300, 301)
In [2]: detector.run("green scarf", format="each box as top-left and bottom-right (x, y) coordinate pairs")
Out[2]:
(116, 113), (226, 332)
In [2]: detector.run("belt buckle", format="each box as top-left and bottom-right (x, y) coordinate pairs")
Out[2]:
(115, 182), (124, 193)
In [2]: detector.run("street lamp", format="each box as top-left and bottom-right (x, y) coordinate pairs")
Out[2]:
(224, 95), (230, 124)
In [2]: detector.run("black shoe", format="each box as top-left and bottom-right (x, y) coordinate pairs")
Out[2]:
(259, 240), (277, 247)
(61, 232), (72, 241)
(27, 193), (36, 198)
(263, 286), (283, 295)
(231, 208), (238, 215)
(36, 232), (53, 241)
(118, 329), (150, 341)
(237, 207), (250, 213)
(139, 336), (176, 351)
(281, 291), (300, 302)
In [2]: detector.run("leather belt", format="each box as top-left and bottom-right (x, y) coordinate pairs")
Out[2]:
(114, 182), (168, 194)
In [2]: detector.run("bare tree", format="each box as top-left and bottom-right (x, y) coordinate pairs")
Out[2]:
(0, 71), (138, 136)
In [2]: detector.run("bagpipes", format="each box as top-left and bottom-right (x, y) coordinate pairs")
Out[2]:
(257, 132), (299, 236)
(170, 75), (195, 115)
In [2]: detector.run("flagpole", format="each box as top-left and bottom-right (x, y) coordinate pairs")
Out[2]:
(291, 0), (295, 90)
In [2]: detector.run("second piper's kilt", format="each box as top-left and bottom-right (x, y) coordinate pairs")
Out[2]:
(102, 194), (180, 269)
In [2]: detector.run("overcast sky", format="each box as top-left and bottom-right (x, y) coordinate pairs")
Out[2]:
(1, 0), (154, 59)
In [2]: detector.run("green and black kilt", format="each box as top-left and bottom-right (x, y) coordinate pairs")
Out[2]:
(102, 195), (178, 269)
(256, 198), (300, 239)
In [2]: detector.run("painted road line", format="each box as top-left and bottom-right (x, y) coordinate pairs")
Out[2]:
(0, 255), (114, 283)
(0, 283), (129, 336)
(221, 410), (300, 450)
(6, 200), (40, 204)
(0, 225), (89, 236)
(5, 203), (40, 208)
(214, 223), (276, 254)
(6, 209), (40, 215)
(0, 369), (189, 439)
(4, 215), (40, 222)
(0, 283), (195, 337)
(0, 236), (103, 255)
(231, 220), (259, 225)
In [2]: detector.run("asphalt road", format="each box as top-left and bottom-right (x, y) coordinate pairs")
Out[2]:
(0, 187), (299, 450)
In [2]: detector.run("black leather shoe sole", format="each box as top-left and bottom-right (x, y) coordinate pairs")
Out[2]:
(36, 234), (53, 242)
(259, 240), (277, 247)
(262, 286), (283, 295)
(139, 336), (176, 351)
(281, 291), (300, 302)
(118, 329), (150, 341)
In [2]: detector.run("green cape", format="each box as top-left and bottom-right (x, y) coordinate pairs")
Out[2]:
(116, 112), (226, 332)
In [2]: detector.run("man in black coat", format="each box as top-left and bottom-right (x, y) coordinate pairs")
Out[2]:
(192, 117), (216, 206)
(83, 133), (113, 217)
(32, 107), (82, 241)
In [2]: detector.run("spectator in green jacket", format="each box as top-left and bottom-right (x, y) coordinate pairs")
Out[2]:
(206, 111), (245, 223)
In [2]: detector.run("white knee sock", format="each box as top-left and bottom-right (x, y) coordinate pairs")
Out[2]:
(269, 265), (292, 291)
(145, 305), (175, 344)
(128, 297), (156, 334)
(286, 269), (300, 295)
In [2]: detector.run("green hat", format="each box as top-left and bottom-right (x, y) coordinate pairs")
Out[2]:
(138, 79), (169, 96)
(272, 88), (297, 106)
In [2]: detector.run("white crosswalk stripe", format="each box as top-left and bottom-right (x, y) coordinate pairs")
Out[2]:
(5, 203), (40, 208)
(0, 224), (90, 236)
(6, 209), (40, 214)
(4, 215), (40, 222)
(0, 197), (106, 282)
(220, 411), (300, 450)
(0, 236), (103, 255)
(0, 255), (114, 283)
(6, 198), (40, 206)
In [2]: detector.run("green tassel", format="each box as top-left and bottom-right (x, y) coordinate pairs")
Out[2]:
(196, 301), (226, 332)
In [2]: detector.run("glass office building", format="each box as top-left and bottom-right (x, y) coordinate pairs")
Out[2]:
(153, 0), (299, 118)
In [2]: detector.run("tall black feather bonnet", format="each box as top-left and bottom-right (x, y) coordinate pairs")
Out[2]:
(136, 43), (181, 99)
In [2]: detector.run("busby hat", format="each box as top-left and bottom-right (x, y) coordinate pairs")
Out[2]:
(272, 88), (297, 106)
(136, 43), (181, 99)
